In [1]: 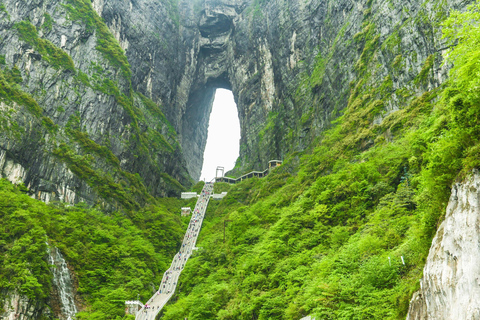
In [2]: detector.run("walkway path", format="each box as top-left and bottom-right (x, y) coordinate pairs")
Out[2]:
(135, 182), (214, 320)
(215, 160), (282, 184)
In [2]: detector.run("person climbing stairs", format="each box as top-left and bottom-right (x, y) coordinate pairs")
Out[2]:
(134, 182), (214, 320)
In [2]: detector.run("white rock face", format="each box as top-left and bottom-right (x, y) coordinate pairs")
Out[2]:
(61, 35), (67, 47)
(1, 291), (47, 320)
(91, 0), (105, 16)
(406, 171), (480, 320)
(0, 150), (26, 184)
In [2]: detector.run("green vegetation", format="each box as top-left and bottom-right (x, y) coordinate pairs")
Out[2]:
(0, 66), (42, 117)
(79, 69), (179, 158)
(14, 21), (75, 71)
(5, 0), (480, 319)
(441, 1), (480, 172)
(92, 79), (139, 130)
(158, 3), (480, 320)
(66, 115), (120, 167)
(161, 173), (187, 192)
(4, 11), (187, 211)
(414, 54), (435, 85)
(41, 116), (58, 133)
(138, 93), (168, 122)
(4, 65), (23, 84)
(0, 178), (189, 318)
(354, 23), (380, 75)
(62, 0), (131, 79)
(258, 112), (278, 141)
(57, 106), (183, 208)
(0, 64), (60, 141)
(392, 54), (404, 73)
(303, 19), (350, 93)
(42, 13), (54, 32)
(212, 182), (231, 194)
(0, 56), (184, 209)
(190, 181), (206, 193)
(52, 143), (139, 210)
(161, 98), (435, 319)
(137, 92), (177, 139)
(0, 2), (10, 20)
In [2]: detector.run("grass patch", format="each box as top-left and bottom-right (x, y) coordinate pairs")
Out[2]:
(62, 0), (131, 79)
(14, 21), (74, 71)
(42, 13), (53, 32)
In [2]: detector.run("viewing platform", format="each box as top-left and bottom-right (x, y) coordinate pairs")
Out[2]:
(180, 192), (198, 199)
(215, 160), (282, 184)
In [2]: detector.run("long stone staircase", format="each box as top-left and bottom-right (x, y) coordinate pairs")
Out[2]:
(134, 182), (213, 320)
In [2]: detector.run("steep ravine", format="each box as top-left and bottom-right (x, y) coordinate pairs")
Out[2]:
(406, 171), (480, 320)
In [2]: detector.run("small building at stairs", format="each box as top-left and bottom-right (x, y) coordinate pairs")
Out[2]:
(125, 301), (143, 315)
(181, 207), (191, 216)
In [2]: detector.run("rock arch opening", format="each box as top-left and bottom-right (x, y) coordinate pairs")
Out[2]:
(178, 6), (241, 181)
(200, 89), (240, 181)
(175, 4), (280, 181)
(179, 74), (233, 180)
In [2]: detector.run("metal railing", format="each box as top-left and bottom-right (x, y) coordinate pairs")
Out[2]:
(215, 160), (282, 184)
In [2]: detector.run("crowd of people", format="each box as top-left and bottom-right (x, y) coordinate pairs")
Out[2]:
(135, 183), (214, 320)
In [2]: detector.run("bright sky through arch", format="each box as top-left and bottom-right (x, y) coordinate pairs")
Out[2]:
(200, 89), (241, 181)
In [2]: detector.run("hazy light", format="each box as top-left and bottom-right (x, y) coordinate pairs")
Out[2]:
(200, 89), (240, 181)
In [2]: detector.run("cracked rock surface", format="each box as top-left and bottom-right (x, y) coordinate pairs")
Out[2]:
(407, 171), (480, 320)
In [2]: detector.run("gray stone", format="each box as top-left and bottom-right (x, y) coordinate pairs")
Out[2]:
(95, 0), (473, 179)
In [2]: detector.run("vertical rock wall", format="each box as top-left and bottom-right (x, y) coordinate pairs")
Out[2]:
(0, 0), (191, 207)
(95, 0), (472, 179)
(0, 0), (473, 188)
(406, 171), (480, 320)
(1, 291), (50, 320)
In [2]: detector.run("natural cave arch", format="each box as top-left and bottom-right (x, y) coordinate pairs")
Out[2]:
(180, 73), (237, 181)
(103, 0), (286, 182)
(176, 6), (244, 181)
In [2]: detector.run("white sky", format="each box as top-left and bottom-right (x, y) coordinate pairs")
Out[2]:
(200, 89), (241, 181)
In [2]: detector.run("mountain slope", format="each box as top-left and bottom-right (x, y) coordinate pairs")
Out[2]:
(0, 0), (191, 210)
(2, 0), (480, 319)
(159, 1), (480, 319)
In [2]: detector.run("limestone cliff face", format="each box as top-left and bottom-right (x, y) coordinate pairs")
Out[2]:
(0, 0), (191, 208)
(92, 0), (246, 179)
(1, 291), (50, 320)
(0, 0), (470, 194)
(406, 171), (480, 320)
(1, 0), (479, 318)
(93, 0), (472, 179)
